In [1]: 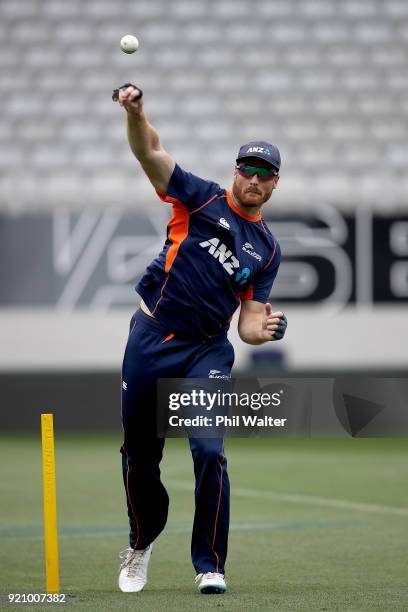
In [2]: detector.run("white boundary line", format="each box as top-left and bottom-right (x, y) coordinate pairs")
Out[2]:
(168, 480), (408, 517)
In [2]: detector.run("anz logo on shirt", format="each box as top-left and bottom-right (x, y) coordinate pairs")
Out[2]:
(199, 238), (251, 284)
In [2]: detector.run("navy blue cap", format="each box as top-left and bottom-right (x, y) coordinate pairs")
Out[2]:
(236, 140), (281, 172)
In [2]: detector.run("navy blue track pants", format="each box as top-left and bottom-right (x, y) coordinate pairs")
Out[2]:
(120, 309), (235, 575)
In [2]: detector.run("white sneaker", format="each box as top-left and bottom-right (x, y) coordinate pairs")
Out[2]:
(118, 544), (153, 592)
(195, 572), (227, 594)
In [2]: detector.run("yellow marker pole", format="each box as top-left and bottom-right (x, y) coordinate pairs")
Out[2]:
(41, 414), (60, 593)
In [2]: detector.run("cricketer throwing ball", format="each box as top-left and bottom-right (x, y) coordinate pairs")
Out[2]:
(114, 82), (287, 595)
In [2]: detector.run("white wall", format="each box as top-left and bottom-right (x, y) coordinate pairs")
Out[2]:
(0, 306), (406, 372)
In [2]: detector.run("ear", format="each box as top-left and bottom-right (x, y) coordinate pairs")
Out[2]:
(273, 176), (280, 188)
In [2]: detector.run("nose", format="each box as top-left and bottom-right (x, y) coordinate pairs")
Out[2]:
(249, 173), (260, 183)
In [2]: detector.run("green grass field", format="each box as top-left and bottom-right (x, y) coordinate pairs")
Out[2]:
(1, 435), (408, 611)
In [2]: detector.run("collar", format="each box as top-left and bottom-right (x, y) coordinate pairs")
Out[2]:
(226, 191), (262, 223)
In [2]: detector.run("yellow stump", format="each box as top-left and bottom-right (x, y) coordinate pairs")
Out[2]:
(41, 413), (60, 593)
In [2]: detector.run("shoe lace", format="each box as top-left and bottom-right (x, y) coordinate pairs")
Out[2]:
(195, 572), (224, 583)
(119, 547), (149, 578)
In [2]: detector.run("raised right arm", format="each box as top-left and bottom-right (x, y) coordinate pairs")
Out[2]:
(118, 85), (175, 194)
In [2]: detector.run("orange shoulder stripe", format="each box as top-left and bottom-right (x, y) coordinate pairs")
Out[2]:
(165, 202), (189, 273)
(151, 201), (189, 315)
(156, 191), (182, 206)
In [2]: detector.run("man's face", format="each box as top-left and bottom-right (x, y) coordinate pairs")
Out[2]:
(232, 157), (279, 208)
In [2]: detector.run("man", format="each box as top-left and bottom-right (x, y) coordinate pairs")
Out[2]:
(114, 83), (287, 595)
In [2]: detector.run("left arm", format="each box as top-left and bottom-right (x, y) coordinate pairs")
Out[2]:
(238, 300), (287, 345)
(238, 239), (286, 344)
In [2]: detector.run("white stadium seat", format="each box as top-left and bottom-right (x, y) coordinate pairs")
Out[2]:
(0, 0), (406, 209)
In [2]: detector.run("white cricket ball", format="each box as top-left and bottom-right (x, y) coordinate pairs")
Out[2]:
(120, 35), (139, 54)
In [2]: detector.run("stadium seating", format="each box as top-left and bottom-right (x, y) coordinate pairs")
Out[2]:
(0, 0), (407, 209)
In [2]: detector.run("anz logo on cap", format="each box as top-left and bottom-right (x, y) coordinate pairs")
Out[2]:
(246, 146), (271, 156)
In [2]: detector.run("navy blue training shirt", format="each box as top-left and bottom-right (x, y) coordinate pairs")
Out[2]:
(136, 164), (281, 338)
